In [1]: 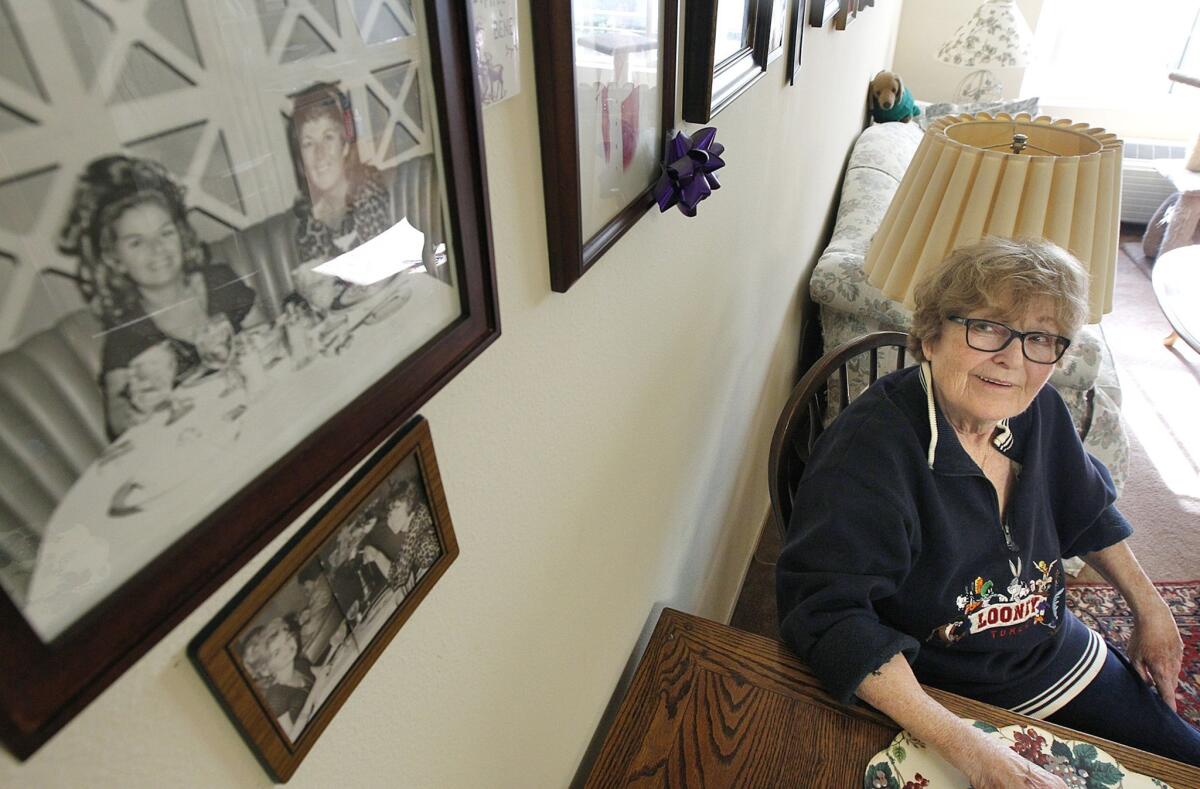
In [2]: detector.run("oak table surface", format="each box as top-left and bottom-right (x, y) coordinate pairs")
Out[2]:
(585, 608), (1200, 788)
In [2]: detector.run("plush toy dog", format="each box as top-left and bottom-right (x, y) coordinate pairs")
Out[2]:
(868, 70), (920, 124)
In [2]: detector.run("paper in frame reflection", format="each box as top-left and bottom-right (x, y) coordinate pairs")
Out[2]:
(0, 0), (496, 759)
(191, 416), (457, 782)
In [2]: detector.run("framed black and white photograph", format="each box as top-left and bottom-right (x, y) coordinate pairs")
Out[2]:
(192, 415), (456, 782)
(788, 0), (808, 85)
(835, 0), (864, 30)
(532, 0), (678, 292)
(0, 0), (497, 759)
(682, 0), (773, 123)
(809, 0), (839, 27)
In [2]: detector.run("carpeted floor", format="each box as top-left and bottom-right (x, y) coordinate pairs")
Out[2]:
(731, 228), (1200, 638)
(1074, 236), (1200, 583)
(1067, 582), (1200, 727)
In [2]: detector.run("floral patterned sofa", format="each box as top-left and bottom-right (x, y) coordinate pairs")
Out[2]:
(809, 121), (1129, 492)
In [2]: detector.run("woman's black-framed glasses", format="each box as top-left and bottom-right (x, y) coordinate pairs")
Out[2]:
(948, 315), (1071, 364)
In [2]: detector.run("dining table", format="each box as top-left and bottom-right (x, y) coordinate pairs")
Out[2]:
(22, 270), (460, 642)
(585, 608), (1200, 787)
(1152, 244), (1200, 354)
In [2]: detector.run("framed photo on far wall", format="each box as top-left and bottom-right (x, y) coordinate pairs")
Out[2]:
(809, 0), (839, 27)
(191, 416), (456, 782)
(788, 0), (807, 85)
(0, 0), (496, 759)
(532, 0), (678, 292)
(682, 0), (774, 123)
(765, 0), (790, 64)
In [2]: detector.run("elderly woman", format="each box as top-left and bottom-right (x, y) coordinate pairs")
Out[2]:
(777, 237), (1200, 786)
(287, 82), (397, 312)
(59, 155), (264, 437)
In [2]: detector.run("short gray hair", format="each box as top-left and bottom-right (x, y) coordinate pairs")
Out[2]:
(908, 237), (1089, 363)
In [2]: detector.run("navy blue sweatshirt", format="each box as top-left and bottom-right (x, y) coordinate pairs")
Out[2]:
(776, 364), (1132, 716)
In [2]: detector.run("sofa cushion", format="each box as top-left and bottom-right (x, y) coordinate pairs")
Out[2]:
(916, 96), (1040, 130)
(821, 123), (923, 260)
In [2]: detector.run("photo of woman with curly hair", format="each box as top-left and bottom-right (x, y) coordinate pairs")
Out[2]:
(239, 615), (317, 742)
(57, 155), (266, 437)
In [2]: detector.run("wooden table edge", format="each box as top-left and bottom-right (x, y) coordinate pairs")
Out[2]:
(585, 608), (1200, 787)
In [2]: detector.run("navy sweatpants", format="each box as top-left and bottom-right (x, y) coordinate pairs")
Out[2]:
(1044, 645), (1200, 767)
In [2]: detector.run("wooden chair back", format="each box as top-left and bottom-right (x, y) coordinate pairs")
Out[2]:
(768, 331), (912, 538)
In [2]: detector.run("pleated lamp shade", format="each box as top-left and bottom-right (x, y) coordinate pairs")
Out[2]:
(864, 113), (1123, 323)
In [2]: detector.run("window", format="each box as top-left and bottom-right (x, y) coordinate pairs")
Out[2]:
(1021, 0), (1200, 113)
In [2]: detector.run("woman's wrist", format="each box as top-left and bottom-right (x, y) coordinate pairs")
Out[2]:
(1130, 592), (1171, 621)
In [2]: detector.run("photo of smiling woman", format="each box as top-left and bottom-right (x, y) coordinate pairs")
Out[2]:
(234, 556), (359, 745)
(286, 82), (399, 313)
(58, 156), (266, 438)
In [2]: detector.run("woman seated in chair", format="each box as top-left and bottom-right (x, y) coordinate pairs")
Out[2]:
(59, 155), (265, 438)
(777, 237), (1200, 786)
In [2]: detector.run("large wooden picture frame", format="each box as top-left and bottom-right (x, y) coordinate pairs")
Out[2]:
(191, 416), (456, 782)
(0, 0), (497, 758)
(682, 0), (773, 123)
(532, 1), (679, 293)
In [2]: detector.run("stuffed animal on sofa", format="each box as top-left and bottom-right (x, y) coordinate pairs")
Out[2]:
(868, 70), (920, 124)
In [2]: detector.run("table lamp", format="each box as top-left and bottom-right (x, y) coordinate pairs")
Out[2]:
(936, 0), (1034, 103)
(864, 112), (1123, 323)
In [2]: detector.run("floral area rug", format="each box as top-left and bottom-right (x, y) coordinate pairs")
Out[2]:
(1067, 582), (1200, 728)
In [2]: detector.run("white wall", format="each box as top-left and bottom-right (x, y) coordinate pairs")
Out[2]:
(0, 3), (902, 786)
(891, 0), (1044, 102)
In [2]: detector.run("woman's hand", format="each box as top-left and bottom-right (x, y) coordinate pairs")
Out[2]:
(962, 737), (1067, 789)
(1130, 598), (1184, 710)
(292, 263), (338, 313)
(857, 655), (1067, 789)
(126, 343), (177, 415)
(194, 315), (234, 367)
(1081, 541), (1183, 710)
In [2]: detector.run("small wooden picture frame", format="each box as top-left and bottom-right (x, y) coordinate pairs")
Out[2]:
(190, 416), (457, 781)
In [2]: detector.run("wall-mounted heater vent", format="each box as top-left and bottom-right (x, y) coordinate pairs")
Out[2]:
(1121, 139), (1187, 224)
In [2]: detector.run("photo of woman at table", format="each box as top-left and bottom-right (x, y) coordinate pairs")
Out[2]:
(240, 615), (316, 741)
(382, 478), (442, 595)
(325, 515), (394, 627)
(296, 559), (349, 667)
(286, 82), (402, 314)
(58, 155), (266, 438)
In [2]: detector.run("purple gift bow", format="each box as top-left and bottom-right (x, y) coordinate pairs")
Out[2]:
(653, 127), (726, 217)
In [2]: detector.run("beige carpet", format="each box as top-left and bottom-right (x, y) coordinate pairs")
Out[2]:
(1074, 238), (1200, 582)
(732, 235), (1200, 635)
